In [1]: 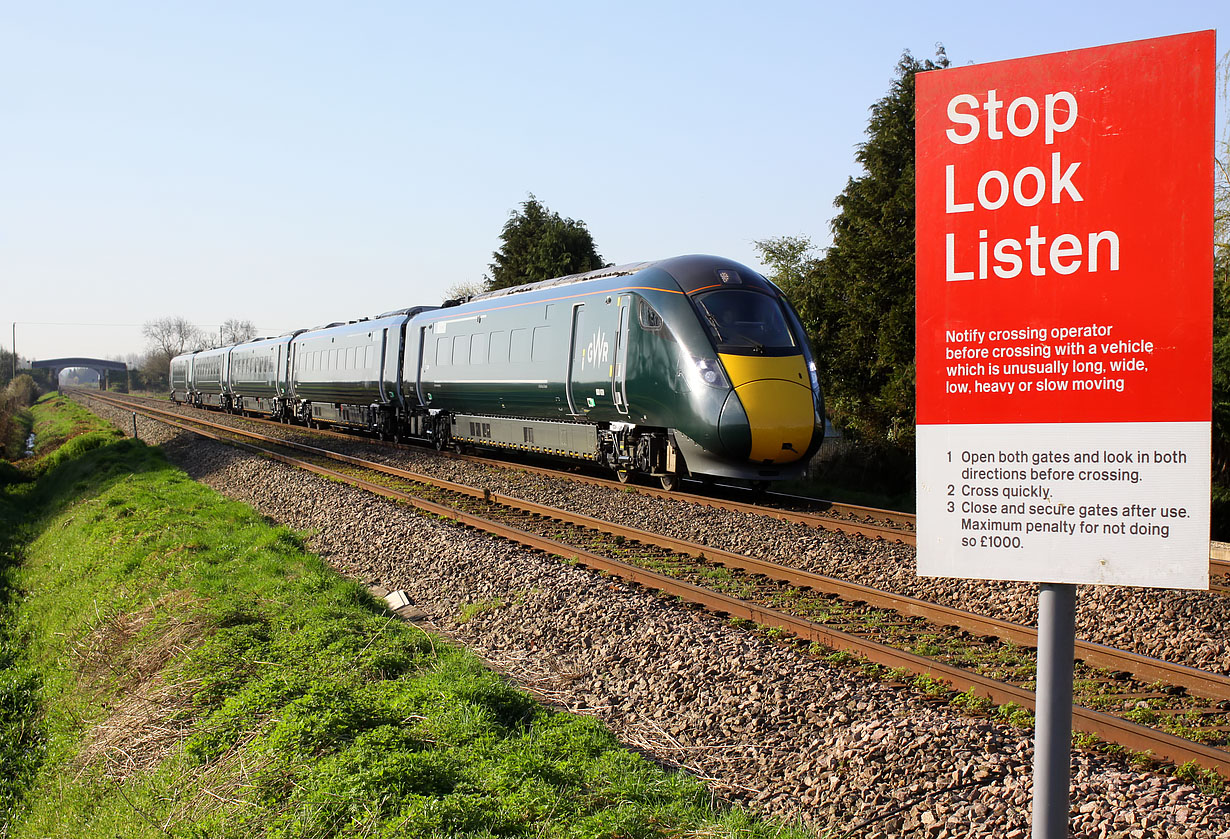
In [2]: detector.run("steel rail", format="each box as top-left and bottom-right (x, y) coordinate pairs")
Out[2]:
(84, 391), (1230, 697)
(88, 394), (1230, 576)
(91, 391), (920, 543)
(146, 391), (1230, 575)
(81, 392), (1230, 774)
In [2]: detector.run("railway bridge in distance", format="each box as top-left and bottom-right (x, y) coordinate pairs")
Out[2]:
(31, 357), (128, 391)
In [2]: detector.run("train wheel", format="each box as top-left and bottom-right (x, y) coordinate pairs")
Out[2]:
(659, 474), (680, 491)
(433, 434), (446, 451)
(615, 469), (632, 484)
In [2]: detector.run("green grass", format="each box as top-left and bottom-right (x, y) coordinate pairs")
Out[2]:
(456, 598), (507, 624)
(27, 392), (117, 457)
(2, 406), (33, 460)
(0, 396), (812, 838)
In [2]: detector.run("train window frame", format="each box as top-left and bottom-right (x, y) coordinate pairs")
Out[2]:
(531, 326), (553, 362)
(510, 328), (530, 363)
(489, 330), (509, 363)
(693, 288), (799, 356)
(470, 333), (488, 365)
(637, 299), (663, 331)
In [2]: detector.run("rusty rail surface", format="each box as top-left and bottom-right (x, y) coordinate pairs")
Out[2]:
(88, 391), (919, 543)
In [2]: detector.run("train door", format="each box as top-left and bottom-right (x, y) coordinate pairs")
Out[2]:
(281, 344), (290, 398)
(414, 326), (427, 406)
(612, 299), (630, 415)
(566, 303), (585, 415)
(389, 324), (405, 405)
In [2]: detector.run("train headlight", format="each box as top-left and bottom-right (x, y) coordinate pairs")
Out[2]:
(691, 357), (729, 389)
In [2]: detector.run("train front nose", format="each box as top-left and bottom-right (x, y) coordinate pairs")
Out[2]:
(717, 355), (816, 464)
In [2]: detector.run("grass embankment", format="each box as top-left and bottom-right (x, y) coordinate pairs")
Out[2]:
(0, 376), (47, 464)
(0, 396), (808, 838)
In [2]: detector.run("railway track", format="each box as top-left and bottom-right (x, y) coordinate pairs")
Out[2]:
(78, 389), (1230, 776)
(97, 391), (916, 539)
(84, 391), (1230, 582)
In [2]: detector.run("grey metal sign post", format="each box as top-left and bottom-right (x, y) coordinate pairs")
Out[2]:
(1031, 583), (1076, 838)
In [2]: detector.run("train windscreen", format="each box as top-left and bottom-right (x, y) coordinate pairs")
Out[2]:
(693, 289), (798, 355)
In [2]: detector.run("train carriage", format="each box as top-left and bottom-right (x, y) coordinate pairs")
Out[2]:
(169, 354), (192, 403)
(228, 333), (301, 418)
(288, 308), (436, 435)
(188, 346), (230, 409)
(410, 255), (824, 486)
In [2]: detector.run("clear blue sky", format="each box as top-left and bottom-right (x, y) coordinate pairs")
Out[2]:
(4, 1), (1226, 363)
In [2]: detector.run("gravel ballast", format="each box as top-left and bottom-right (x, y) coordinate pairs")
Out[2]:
(79, 396), (1230, 837)
(99, 396), (1230, 676)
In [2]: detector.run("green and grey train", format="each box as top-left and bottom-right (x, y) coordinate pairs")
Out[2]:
(170, 255), (824, 488)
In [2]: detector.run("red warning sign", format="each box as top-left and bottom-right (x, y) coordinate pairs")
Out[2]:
(917, 31), (1213, 425)
(915, 32), (1214, 588)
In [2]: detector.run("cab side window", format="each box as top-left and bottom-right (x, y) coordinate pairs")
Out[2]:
(638, 299), (663, 331)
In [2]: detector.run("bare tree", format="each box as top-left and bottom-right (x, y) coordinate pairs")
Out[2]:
(142, 317), (208, 386)
(443, 280), (485, 302)
(143, 316), (208, 358)
(221, 318), (258, 345)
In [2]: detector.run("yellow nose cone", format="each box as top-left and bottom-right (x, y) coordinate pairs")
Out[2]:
(719, 354), (815, 463)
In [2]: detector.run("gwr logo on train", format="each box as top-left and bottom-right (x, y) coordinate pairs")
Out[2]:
(579, 327), (610, 372)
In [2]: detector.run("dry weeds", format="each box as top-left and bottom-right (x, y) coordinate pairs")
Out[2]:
(71, 590), (213, 781)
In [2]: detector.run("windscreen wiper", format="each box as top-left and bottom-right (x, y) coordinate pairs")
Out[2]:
(697, 301), (725, 342)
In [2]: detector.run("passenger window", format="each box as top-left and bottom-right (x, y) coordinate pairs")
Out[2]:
(510, 329), (530, 362)
(531, 326), (553, 362)
(437, 337), (451, 366)
(453, 335), (468, 366)
(489, 330), (508, 362)
(470, 333), (487, 365)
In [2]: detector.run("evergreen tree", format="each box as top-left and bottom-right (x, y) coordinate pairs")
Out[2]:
(807, 49), (947, 454)
(752, 235), (820, 325)
(1214, 49), (1229, 538)
(1213, 246), (1229, 537)
(486, 195), (605, 291)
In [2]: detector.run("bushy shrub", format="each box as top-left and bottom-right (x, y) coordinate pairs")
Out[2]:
(0, 376), (41, 461)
